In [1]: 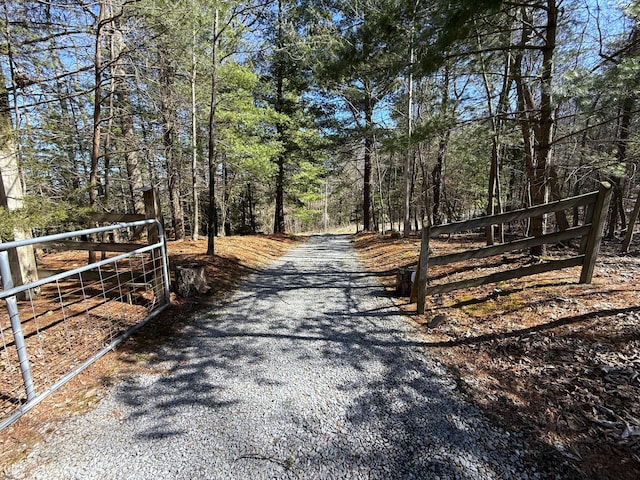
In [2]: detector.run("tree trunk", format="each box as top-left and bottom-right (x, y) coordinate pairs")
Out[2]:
(274, 152), (285, 233)
(621, 189), (640, 252)
(159, 52), (184, 240)
(363, 99), (373, 231)
(222, 158), (231, 236)
(403, 41), (415, 237)
(248, 183), (256, 233)
(607, 96), (634, 238)
(175, 263), (210, 297)
(478, 32), (512, 244)
(206, 8), (219, 255)
(432, 64), (450, 226)
(273, 0), (286, 234)
(432, 133), (448, 226)
(418, 144), (430, 229)
(191, 21), (199, 240)
(87, 1), (106, 265)
(395, 267), (415, 297)
(514, 2), (557, 254)
(111, 20), (145, 215)
(89, 1), (105, 211)
(48, 21), (82, 194)
(549, 165), (570, 231)
(573, 116), (592, 226)
(535, 0), (560, 234)
(378, 167), (385, 232)
(0, 70), (39, 297)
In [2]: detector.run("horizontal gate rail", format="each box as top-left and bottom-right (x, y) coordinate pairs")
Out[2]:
(0, 219), (170, 430)
(32, 240), (144, 253)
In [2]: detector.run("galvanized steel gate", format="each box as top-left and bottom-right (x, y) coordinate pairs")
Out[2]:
(0, 219), (170, 429)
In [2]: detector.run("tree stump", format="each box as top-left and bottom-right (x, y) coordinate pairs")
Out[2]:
(395, 267), (415, 297)
(174, 263), (210, 297)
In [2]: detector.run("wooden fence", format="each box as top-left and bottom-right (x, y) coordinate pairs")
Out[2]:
(33, 188), (165, 303)
(413, 182), (613, 314)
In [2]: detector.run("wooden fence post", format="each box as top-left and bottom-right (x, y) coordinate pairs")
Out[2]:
(414, 222), (431, 315)
(578, 202), (594, 255)
(143, 187), (166, 304)
(143, 188), (161, 243)
(580, 182), (612, 284)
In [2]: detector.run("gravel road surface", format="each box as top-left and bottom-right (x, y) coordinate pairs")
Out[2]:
(8, 235), (556, 479)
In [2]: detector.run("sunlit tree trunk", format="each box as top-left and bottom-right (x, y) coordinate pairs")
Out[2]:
(90, 1), (105, 211)
(514, 1), (560, 254)
(191, 18), (200, 240)
(0, 70), (39, 296)
(111, 13), (145, 215)
(86, 1), (107, 264)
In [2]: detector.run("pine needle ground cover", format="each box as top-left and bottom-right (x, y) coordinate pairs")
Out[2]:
(354, 232), (640, 480)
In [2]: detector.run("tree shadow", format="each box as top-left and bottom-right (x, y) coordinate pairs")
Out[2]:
(110, 234), (579, 478)
(422, 305), (640, 348)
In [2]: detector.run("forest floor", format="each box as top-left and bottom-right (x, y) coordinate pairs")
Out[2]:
(354, 231), (640, 480)
(1, 231), (638, 479)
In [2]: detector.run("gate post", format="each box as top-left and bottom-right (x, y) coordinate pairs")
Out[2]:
(0, 251), (35, 401)
(143, 187), (169, 306)
(414, 221), (432, 315)
(143, 187), (161, 243)
(580, 182), (612, 283)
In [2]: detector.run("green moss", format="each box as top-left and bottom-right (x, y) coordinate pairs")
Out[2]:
(456, 292), (525, 317)
(461, 300), (496, 317)
(497, 294), (525, 313)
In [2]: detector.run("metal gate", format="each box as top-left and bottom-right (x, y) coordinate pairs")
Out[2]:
(0, 219), (170, 429)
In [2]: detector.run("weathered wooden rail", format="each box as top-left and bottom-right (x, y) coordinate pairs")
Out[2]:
(413, 182), (612, 314)
(33, 189), (160, 257)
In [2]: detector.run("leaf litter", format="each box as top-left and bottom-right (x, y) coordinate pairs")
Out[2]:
(354, 232), (640, 480)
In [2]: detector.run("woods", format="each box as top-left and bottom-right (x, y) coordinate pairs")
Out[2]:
(0, 0), (639, 249)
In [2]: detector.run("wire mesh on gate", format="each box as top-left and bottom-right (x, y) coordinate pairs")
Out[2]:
(0, 220), (170, 428)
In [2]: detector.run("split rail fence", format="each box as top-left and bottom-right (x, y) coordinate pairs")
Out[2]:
(413, 182), (613, 314)
(0, 207), (170, 429)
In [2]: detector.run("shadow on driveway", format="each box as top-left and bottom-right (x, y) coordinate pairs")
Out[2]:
(113, 234), (575, 479)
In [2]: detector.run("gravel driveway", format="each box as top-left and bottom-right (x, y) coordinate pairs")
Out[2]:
(8, 234), (554, 479)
